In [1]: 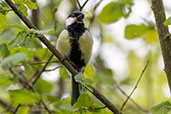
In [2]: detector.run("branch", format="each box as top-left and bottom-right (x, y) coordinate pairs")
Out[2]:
(13, 104), (21, 114)
(45, 65), (62, 72)
(31, 0), (39, 28)
(120, 61), (149, 111)
(29, 61), (58, 65)
(91, 88), (123, 114)
(116, 84), (149, 113)
(76, 0), (81, 10)
(0, 99), (14, 113)
(32, 54), (53, 85)
(152, 0), (171, 92)
(77, 0), (89, 11)
(88, 0), (103, 28)
(5, 0), (123, 113)
(10, 68), (52, 114)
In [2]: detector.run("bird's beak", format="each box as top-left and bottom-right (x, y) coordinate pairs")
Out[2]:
(76, 14), (83, 23)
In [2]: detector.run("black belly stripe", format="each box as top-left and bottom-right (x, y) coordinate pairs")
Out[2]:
(69, 39), (85, 70)
(66, 22), (86, 70)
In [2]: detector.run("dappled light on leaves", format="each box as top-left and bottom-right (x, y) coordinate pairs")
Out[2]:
(0, 0), (170, 114)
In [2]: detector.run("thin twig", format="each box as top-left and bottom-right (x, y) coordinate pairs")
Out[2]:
(115, 83), (149, 113)
(13, 104), (21, 114)
(0, 6), (12, 12)
(77, 0), (89, 11)
(88, 0), (103, 28)
(0, 99), (14, 113)
(80, 0), (89, 11)
(29, 61), (58, 65)
(76, 0), (81, 11)
(53, 7), (58, 30)
(93, 106), (106, 110)
(120, 61), (149, 111)
(10, 68), (52, 114)
(41, 100), (52, 114)
(45, 65), (62, 72)
(29, 49), (48, 81)
(32, 54), (54, 85)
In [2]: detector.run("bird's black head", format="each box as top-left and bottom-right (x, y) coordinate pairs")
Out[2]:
(66, 11), (85, 26)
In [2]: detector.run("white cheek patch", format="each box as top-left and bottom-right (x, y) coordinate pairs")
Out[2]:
(66, 17), (76, 26)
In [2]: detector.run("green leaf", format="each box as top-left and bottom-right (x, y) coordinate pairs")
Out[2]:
(34, 79), (52, 94)
(151, 101), (171, 114)
(17, 106), (29, 114)
(83, 64), (95, 80)
(0, 76), (12, 87)
(28, 29), (55, 35)
(1, 52), (27, 70)
(9, 89), (41, 105)
(144, 28), (158, 44)
(74, 73), (83, 82)
(14, 0), (37, 10)
(22, 61), (34, 76)
(8, 31), (27, 48)
(45, 95), (61, 106)
(59, 67), (70, 78)
(125, 24), (148, 39)
(99, 2), (123, 23)
(0, 43), (10, 58)
(0, 24), (27, 34)
(59, 104), (76, 112)
(73, 93), (93, 108)
(164, 16), (171, 26)
(99, 1), (133, 24)
(74, 73), (93, 93)
(0, 13), (7, 32)
(16, 3), (28, 16)
(10, 47), (34, 61)
(0, 1), (10, 8)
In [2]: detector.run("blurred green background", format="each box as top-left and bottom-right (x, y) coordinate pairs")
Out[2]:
(0, 0), (170, 114)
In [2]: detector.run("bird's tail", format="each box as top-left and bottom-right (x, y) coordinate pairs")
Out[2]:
(71, 75), (80, 105)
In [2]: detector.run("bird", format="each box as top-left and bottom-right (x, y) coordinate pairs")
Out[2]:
(56, 11), (93, 105)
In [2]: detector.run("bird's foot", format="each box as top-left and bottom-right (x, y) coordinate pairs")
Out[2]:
(61, 56), (67, 62)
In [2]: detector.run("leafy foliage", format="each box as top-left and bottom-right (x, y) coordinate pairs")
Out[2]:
(0, 0), (170, 114)
(83, 64), (95, 79)
(73, 93), (103, 114)
(150, 101), (171, 114)
(59, 67), (70, 78)
(34, 78), (53, 94)
(164, 16), (171, 26)
(99, 0), (133, 23)
(14, 0), (37, 10)
(125, 24), (148, 39)
(17, 106), (29, 114)
(1, 52), (27, 70)
(9, 89), (41, 105)
(75, 73), (93, 93)
(0, 13), (7, 28)
(0, 43), (10, 58)
(125, 24), (158, 43)
(8, 31), (28, 48)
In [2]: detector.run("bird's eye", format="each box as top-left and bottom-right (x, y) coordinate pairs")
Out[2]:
(71, 14), (75, 17)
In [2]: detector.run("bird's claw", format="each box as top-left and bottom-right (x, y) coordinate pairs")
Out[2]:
(61, 56), (67, 62)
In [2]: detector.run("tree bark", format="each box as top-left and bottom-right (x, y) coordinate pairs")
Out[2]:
(31, 0), (39, 29)
(152, 0), (171, 92)
(5, 0), (123, 113)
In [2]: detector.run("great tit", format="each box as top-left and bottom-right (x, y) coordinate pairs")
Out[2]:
(56, 11), (93, 105)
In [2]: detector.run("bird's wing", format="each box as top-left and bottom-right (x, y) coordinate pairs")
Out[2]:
(78, 29), (93, 65)
(56, 29), (71, 57)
